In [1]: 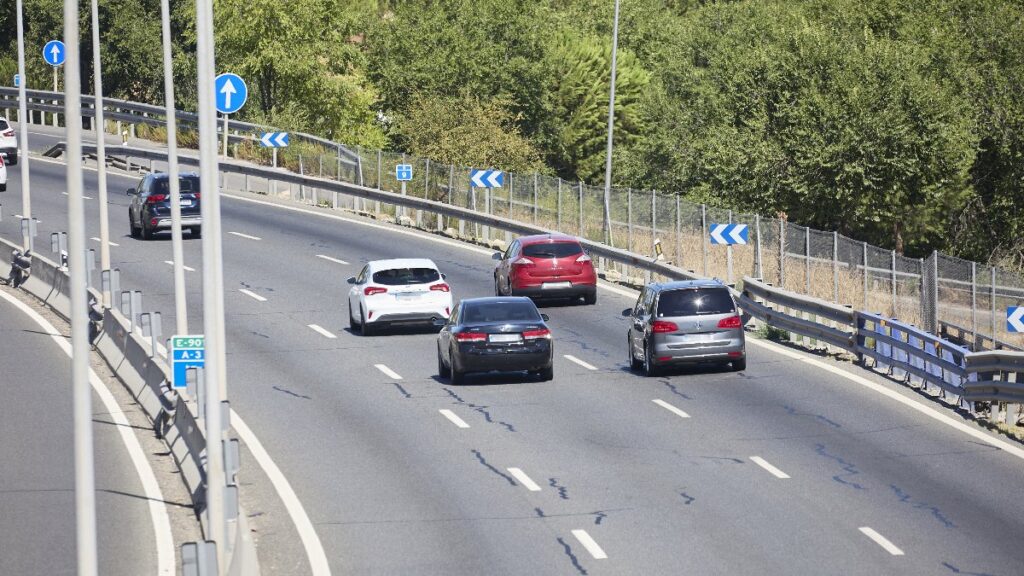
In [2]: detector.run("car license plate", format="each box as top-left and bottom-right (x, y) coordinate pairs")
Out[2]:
(488, 334), (521, 343)
(397, 292), (420, 301)
(180, 200), (192, 207)
(542, 281), (571, 289)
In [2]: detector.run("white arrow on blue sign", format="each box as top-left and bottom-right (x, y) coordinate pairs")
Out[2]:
(259, 132), (289, 148)
(43, 40), (65, 67)
(214, 73), (247, 114)
(710, 223), (749, 245)
(396, 164), (413, 181)
(470, 169), (503, 188)
(1007, 307), (1024, 333)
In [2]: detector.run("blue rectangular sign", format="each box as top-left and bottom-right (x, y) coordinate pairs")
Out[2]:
(171, 334), (205, 389)
(396, 164), (413, 181)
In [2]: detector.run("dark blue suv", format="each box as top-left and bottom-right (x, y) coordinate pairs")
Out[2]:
(127, 173), (202, 239)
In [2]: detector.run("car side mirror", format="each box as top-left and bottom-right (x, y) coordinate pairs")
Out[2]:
(492, 252), (502, 261)
(432, 317), (447, 327)
(126, 188), (136, 196)
(441, 273), (447, 280)
(346, 276), (356, 284)
(541, 314), (550, 322)
(621, 308), (632, 317)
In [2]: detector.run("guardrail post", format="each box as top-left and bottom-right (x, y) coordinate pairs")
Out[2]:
(701, 204), (708, 277)
(832, 231), (839, 303)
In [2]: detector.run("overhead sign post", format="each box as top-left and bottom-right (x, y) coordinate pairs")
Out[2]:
(1008, 307), (1024, 333)
(709, 223), (749, 245)
(214, 72), (247, 156)
(259, 131), (289, 172)
(171, 335), (205, 389)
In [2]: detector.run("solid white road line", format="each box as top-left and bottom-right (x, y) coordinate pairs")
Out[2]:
(0, 290), (175, 575)
(652, 398), (691, 419)
(316, 254), (349, 265)
(749, 456), (791, 479)
(564, 354), (597, 370)
(859, 527), (905, 556)
(163, 260), (195, 272)
(308, 324), (337, 339)
(228, 231), (261, 240)
(374, 364), (403, 380)
(507, 467), (542, 492)
(439, 409), (470, 429)
(571, 529), (608, 560)
(91, 237), (119, 247)
(238, 288), (267, 302)
(61, 191), (93, 199)
(230, 410), (332, 575)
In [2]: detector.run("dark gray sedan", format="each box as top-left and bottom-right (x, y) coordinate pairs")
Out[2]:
(437, 297), (553, 385)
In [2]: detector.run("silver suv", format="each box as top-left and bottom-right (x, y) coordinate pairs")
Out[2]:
(624, 280), (746, 375)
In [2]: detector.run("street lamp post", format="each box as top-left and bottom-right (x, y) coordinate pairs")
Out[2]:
(90, 0), (112, 308)
(161, 0), (189, 335)
(601, 0), (621, 247)
(15, 0), (31, 251)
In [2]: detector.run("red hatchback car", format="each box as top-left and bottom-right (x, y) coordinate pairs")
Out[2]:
(493, 234), (597, 305)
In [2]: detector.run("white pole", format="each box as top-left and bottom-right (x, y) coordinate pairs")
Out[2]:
(222, 112), (229, 156)
(161, 0), (187, 334)
(64, 1), (98, 573)
(16, 0), (31, 251)
(90, 0), (111, 308)
(195, 0), (226, 570)
(600, 0), (621, 246)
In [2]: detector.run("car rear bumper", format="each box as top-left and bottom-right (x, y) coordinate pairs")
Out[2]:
(652, 337), (745, 364)
(455, 345), (552, 373)
(513, 283), (596, 299)
(369, 310), (447, 326)
(152, 217), (202, 229)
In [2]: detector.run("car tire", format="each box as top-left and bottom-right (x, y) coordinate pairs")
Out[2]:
(628, 336), (642, 372)
(438, 346), (451, 378)
(8, 153), (17, 166)
(360, 309), (375, 336)
(642, 340), (659, 377)
(141, 221), (153, 240)
(494, 275), (502, 296)
(349, 303), (361, 331)
(535, 365), (554, 381)
(129, 211), (140, 238)
(731, 357), (746, 372)
(583, 290), (597, 305)
(0, 183), (5, 192)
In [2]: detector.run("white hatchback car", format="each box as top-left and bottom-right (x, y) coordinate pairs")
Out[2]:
(0, 118), (18, 165)
(347, 258), (453, 335)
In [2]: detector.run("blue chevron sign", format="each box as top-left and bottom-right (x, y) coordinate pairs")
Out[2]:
(259, 132), (289, 147)
(470, 169), (503, 188)
(710, 223), (749, 245)
(1008, 307), (1024, 333)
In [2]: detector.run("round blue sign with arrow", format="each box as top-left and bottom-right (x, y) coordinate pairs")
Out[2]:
(214, 73), (247, 114)
(43, 40), (65, 67)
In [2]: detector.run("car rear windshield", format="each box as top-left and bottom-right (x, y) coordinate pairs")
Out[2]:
(154, 176), (200, 195)
(461, 301), (542, 324)
(372, 267), (440, 286)
(522, 242), (583, 259)
(656, 288), (735, 317)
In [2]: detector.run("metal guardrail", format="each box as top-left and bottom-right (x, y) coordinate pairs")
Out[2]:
(737, 278), (857, 352)
(939, 320), (1022, 353)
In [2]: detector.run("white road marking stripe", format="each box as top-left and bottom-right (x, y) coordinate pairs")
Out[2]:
(859, 527), (904, 556)
(507, 467), (542, 491)
(307, 324), (337, 339)
(0, 289), (175, 575)
(571, 529), (608, 560)
(61, 191), (93, 199)
(163, 260), (195, 272)
(316, 254), (349, 265)
(564, 354), (597, 370)
(228, 231), (261, 240)
(652, 398), (690, 419)
(374, 364), (403, 380)
(91, 237), (119, 246)
(439, 409), (470, 429)
(749, 456), (790, 479)
(238, 288), (267, 302)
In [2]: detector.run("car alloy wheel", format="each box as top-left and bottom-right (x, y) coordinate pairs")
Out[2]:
(643, 340), (658, 377)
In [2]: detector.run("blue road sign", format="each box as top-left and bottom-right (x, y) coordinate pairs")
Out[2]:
(470, 169), (503, 188)
(13, 74), (19, 88)
(710, 223), (749, 245)
(43, 40), (65, 67)
(214, 73), (247, 114)
(1008, 307), (1024, 333)
(171, 335), (205, 389)
(259, 132), (289, 147)
(396, 164), (413, 181)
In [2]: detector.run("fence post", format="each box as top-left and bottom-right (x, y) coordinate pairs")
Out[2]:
(779, 219), (785, 287)
(675, 195), (682, 269)
(701, 204), (708, 277)
(991, 267), (997, 342)
(971, 261), (977, 347)
(804, 226), (810, 294)
(726, 210), (734, 284)
(419, 159), (428, 228)
(754, 214), (763, 279)
(891, 250), (897, 318)
(862, 242), (869, 312)
(647, 191), (656, 284)
(296, 154), (304, 202)
(578, 182), (584, 238)
(930, 251), (939, 334)
(533, 172), (539, 224)
(832, 231), (839, 303)
(470, 186), (477, 239)
(556, 178), (562, 230)
(627, 188), (633, 254)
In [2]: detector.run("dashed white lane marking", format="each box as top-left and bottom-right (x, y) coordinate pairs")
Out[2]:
(564, 354), (597, 370)
(652, 398), (690, 419)
(91, 237), (119, 246)
(859, 527), (904, 556)
(228, 231), (261, 240)
(163, 260), (195, 272)
(374, 364), (403, 380)
(61, 191), (93, 199)
(507, 467), (542, 492)
(307, 324), (337, 339)
(571, 529), (608, 560)
(238, 288), (267, 302)
(749, 456), (790, 479)
(439, 409), (470, 429)
(316, 254), (349, 265)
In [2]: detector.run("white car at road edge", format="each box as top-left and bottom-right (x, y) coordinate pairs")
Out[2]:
(347, 258), (453, 336)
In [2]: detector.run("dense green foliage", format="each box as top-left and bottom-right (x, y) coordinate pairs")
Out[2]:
(0, 0), (1022, 264)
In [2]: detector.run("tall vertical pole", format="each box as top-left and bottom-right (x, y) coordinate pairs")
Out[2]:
(700, 204), (708, 277)
(971, 261), (977, 346)
(754, 214), (763, 279)
(991, 267), (997, 342)
(726, 210), (733, 284)
(832, 231), (839, 303)
(626, 188), (632, 252)
(532, 172), (539, 224)
(556, 177), (562, 230)
(862, 242), (869, 311)
(162, 0), (187, 334)
(930, 251), (939, 334)
(601, 0), (621, 246)
(196, 0), (226, 570)
(804, 227), (810, 294)
(221, 113), (229, 156)
(891, 250), (897, 318)
(578, 181), (584, 237)
(16, 0), (31, 251)
(64, 1), (98, 573)
(90, 0), (111, 307)
(675, 195), (681, 269)
(778, 219), (785, 287)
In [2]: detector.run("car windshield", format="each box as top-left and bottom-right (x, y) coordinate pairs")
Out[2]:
(522, 242), (582, 259)
(372, 267), (440, 286)
(462, 301), (542, 324)
(154, 176), (200, 195)
(657, 288), (735, 317)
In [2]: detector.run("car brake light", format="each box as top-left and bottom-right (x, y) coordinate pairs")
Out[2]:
(194, 192), (200, 199)
(728, 351), (743, 358)
(717, 316), (742, 329)
(658, 356), (672, 362)
(455, 332), (487, 342)
(576, 254), (591, 263)
(150, 218), (158, 226)
(364, 286), (387, 296)
(146, 194), (168, 204)
(522, 328), (551, 340)
(2, 129), (14, 137)
(512, 257), (534, 266)
(430, 283), (450, 292)
(444, 306), (450, 316)
(652, 320), (678, 333)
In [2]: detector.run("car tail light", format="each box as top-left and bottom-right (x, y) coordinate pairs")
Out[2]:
(522, 328), (551, 340)
(444, 306), (450, 316)
(363, 286), (387, 296)
(512, 257), (534, 267)
(430, 283), (450, 292)
(2, 129), (14, 137)
(150, 218), (158, 226)
(576, 254), (591, 263)
(658, 356), (672, 362)
(652, 320), (678, 333)
(717, 316), (742, 329)
(728, 351), (744, 358)
(194, 192), (201, 199)
(455, 331), (487, 342)
(146, 194), (168, 204)
(0, 155), (4, 167)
